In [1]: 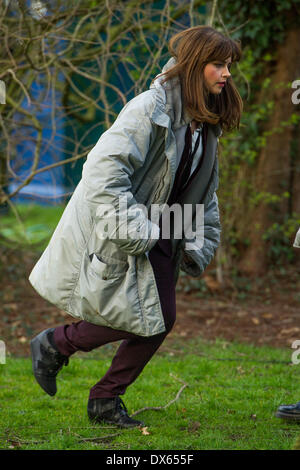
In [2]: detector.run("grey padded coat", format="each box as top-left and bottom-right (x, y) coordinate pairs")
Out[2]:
(29, 58), (222, 337)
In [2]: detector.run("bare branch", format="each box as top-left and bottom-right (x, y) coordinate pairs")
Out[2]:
(130, 373), (188, 417)
(0, 0), (208, 206)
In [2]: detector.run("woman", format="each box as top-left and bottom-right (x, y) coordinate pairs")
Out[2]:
(29, 26), (243, 428)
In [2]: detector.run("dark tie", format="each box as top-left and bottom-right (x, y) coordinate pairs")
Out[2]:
(180, 126), (202, 191)
(168, 124), (202, 205)
(156, 122), (207, 257)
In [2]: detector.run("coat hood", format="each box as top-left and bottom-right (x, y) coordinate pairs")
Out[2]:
(150, 57), (192, 130)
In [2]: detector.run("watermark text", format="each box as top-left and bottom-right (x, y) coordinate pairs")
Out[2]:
(292, 80), (300, 105)
(95, 198), (205, 250)
(0, 340), (6, 364)
(291, 340), (300, 365)
(0, 80), (5, 104)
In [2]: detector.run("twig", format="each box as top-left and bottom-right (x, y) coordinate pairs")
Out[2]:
(208, 0), (218, 27)
(5, 68), (31, 107)
(75, 432), (121, 442)
(130, 373), (188, 417)
(216, 6), (251, 99)
(160, 345), (184, 355)
(5, 198), (29, 242)
(7, 436), (45, 446)
(189, 0), (195, 27)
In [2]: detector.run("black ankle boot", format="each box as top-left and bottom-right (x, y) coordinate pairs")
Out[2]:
(275, 402), (300, 421)
(30, 328), (69, 396)
(87, 397), (145, 428)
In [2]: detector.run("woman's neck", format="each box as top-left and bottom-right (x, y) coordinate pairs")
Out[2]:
(190, 120), (202, 135)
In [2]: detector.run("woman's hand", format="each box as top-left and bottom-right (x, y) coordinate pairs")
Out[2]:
(182, 252), (194, 265)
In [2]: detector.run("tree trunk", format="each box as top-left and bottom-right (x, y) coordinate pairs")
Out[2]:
(238, 27), (300, 275)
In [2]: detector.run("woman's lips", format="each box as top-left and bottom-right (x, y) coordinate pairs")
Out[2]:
(217, 82), (225, 86)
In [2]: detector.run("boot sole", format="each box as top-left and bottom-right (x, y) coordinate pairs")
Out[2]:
(275, 411), (300, 421)
(88, 415), (145, 429)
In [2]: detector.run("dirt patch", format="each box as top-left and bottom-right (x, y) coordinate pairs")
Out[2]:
(1, 248), (300, 357)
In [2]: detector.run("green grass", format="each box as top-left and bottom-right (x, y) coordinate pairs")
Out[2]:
(1, 337), (300, 450)
(0, 204), (64, 249)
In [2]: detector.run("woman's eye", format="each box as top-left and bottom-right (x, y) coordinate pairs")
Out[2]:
(214, 62), (231, 68)
(215, 63), (232, 72)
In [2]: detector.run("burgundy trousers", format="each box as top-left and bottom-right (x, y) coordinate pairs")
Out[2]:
(53, 241), (176, 399)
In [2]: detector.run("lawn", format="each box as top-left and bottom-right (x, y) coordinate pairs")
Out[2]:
(1, 337), (300, 450)
(1, 205), (300, 451)
(0, 204), (64, 249)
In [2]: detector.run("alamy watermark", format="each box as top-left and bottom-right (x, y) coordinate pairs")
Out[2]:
(95, 197), (205, 250)
(291, 340), (300, 365)
(0, 340), (6, 364)
(0, 80), (6, 104)
(291, 80), (300, 105)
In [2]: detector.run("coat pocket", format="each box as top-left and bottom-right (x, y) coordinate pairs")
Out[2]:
(90, 253), (129, 280)
(71, 251), (130, 323)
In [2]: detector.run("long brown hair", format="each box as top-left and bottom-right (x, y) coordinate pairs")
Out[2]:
(161, 26), (243, 131)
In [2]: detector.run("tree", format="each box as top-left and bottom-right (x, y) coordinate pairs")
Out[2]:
(2, 0), (299, 276)
(0, 0), (206, 207)
(215, 0), (300, 275)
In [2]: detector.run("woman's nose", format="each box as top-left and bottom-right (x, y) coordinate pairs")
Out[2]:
(223, 66), (231, 78)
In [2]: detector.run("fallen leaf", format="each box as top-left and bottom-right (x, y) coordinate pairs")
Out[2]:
(280, 327), (300, 335)
(252, 318), (260, 325)
(179, 331), (187, 337)
(4, 303), (18, 311)
(140, 427), (150, 436)
(3, 291), (14, 302)
(187, 309), (196, 315)
(203, 275), (221, 291)
(237, 310), (248, 318)
(262, 313), (273, 319)
(188, 421), (201, 432)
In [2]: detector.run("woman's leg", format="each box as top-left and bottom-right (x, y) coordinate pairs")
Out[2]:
(53, 244), (176, 398)
(88, 273), (175, 398)
(54, 320), (137, 356)
(88, 246), (176, 398)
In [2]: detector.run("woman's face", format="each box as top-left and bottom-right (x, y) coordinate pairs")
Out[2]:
(203, 57), (232, 94)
